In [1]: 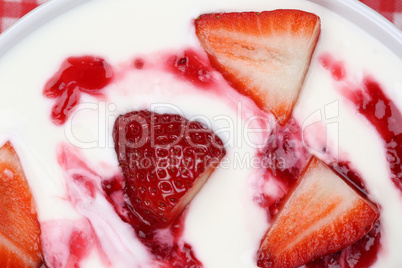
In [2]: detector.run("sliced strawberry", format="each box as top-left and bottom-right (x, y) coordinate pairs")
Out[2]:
(195, 10), (321, 123)
(0, 142), (42, 267)
(257, 157), (379, 268)
(113, 110), (226, 230)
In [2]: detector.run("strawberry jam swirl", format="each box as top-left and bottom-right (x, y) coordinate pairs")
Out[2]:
(319, 53), (402, 193)
(43, 56), (113, 125)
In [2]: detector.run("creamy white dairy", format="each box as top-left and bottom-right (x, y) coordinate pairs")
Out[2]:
(0, 0), (402, 267)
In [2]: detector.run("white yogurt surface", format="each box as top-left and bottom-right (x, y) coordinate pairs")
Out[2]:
(0, 0), (402, 267)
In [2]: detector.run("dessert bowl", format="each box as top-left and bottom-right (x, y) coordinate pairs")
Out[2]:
(0, 0), (401, 267)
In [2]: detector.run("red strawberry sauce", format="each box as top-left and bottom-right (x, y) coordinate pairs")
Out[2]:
(344, 78), (402, 191)
(43, 50), (214, 126)
(43, 56), (113, 125)
(319, 53), (402, 192)
(319, 53), (345, 81)
(166, 49), (214, 88)
(41, 219), (101, 268)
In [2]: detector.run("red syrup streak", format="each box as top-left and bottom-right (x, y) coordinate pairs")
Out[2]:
(260, 118), (381, 267)
(67, 226), (98, 268)
(319, 53), (346, 81)
(319, 53), (402, 191)
(344, 78), (402, 191)
(102, 175), (202, 268)
(166, 49), (214, 88)
(43, 56), (113, 125)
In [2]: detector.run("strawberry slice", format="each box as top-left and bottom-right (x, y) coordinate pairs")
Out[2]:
(195, 10), (321, 123)
(113, 110), (226, 230)
(257, 157), (379, 268)
(0, 142), (42, 267)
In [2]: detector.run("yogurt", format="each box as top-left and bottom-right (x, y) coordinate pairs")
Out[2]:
(0, 0), (401, 267)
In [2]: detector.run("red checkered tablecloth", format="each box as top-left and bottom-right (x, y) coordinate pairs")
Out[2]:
(0, 0), (401, 34)
(360, 0), (402, 28)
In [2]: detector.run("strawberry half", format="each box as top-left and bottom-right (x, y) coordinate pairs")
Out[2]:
(0, 142), (42, 267)
(257, 157), (379, 268)
(195, 10), (321, 123)
(113, 110), (226, 229)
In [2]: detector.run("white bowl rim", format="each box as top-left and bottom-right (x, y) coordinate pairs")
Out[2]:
(0, 0), (401, 58)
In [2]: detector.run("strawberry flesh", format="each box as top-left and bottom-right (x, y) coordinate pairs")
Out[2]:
(257, 157), (379, 268)
(113, 110), (226, 230)
(0, 142), (42, 267)
(195, 10), (321, 123)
